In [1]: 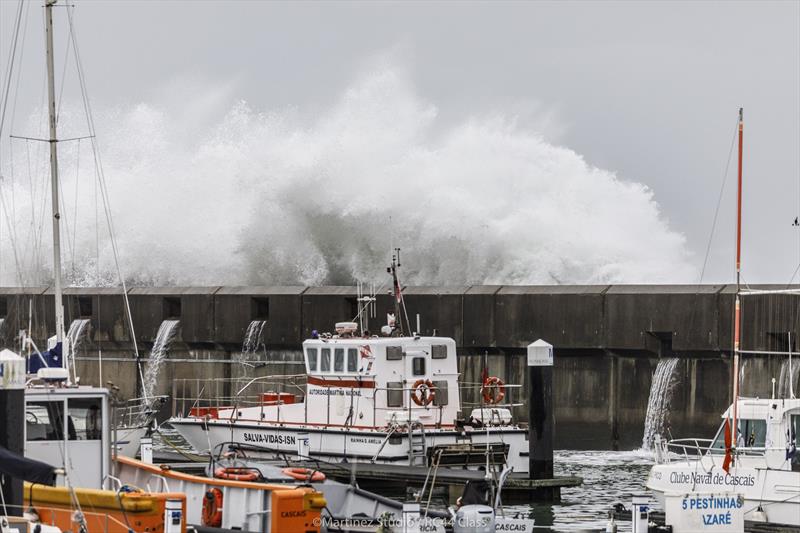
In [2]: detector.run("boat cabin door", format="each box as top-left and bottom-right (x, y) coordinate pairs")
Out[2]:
(25, 389), (110, 489)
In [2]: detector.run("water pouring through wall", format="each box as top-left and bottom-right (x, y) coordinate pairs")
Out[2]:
(777, 358), (799, 399)
(66, 319), (91, 354)
(641, 357), (679, 450)
(141, 320), (180, 401)
(236, 320), (266, 374)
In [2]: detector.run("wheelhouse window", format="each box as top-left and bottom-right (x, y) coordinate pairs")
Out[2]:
(431, 344), (448, 359)
(334, 348), (345, 372)
(26, 401), (65, 441)
(387, 382), (403, 407)
(433, 381), (448, 406)
(68, 398), (102, 440)
(347, 348), (358, 372)
(386, 346), (403, 361)
(320, 348), (331, 372)
(412, 357), (426, 376)
(710, 418), (767, 453)
(306, 348), (318, 372)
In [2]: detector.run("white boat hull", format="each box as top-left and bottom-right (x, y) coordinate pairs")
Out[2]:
(647, 461), (800, 526)
(171, 418), (529, 474)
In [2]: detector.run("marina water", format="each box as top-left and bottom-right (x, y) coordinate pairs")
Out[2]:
(142, 320), (180, 400)
(641, 357), (679, 450)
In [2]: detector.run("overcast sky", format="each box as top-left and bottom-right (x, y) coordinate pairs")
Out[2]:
(0, 0), (798, 286)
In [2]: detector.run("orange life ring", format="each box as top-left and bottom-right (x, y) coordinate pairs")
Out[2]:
(202, 488), (223, 527)
(214, 466), (259, 482)
(281, 467), (326, 482)
(481, 376), (505, 404)
(411, 379), (436, 406)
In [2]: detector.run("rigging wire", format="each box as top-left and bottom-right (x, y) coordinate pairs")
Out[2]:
(65, 3), (146, 391)
(699, 116), (740, 285)
(0, 0), (25, 143)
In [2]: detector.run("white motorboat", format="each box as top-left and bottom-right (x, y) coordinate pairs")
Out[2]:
(646, 397), (800, 525)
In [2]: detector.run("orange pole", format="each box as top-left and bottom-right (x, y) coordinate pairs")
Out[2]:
(736, 108), (743, 278)
(732, 108), (744, 454)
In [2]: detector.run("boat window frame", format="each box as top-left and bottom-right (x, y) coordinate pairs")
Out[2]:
(431, 344), (448, 359)
(708, 417), (768, 455)
(306, 347), (318, 372)
(387, 381), (404, 407)
(412, 357), (426, 376)
(433, 380), (448, 406)
(320, 348), (331, 372)
(334, 348), (345, 372)
(386, 346), (403, 361)
(26, 400), (66, 442)
(347, 348), (358, 373)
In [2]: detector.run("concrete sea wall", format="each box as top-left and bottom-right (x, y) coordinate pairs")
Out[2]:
(2, 284), (797, 450)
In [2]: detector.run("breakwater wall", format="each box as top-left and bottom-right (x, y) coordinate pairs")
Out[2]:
(1, 284), (798, 449)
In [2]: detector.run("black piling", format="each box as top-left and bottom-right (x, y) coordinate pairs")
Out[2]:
(0, 353), (25, 516)
(527, 340), (555, 493)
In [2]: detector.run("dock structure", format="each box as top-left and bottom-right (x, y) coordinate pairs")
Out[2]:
(1, 284), (798, 449)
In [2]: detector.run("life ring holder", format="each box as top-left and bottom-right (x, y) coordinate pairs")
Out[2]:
(281, 467), (326, 482)
(202, 487), (223, 527)
(411, 379), (436, 406)
(481, 376), (506, 404)
(214, 466), (259, 482)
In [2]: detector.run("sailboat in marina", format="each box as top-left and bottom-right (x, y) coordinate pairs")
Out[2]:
(646, 109), (800, 526)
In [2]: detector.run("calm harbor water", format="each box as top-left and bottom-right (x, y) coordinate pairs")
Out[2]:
(523, 450), (658, 531)
(154, 429), (658, 532)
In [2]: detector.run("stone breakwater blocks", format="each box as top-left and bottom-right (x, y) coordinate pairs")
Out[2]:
(665, 492), (744, 532)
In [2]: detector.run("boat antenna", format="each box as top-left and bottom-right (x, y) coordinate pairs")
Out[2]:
(731, 107), (744, 463)
(44, 0), (70, 381)
(387, 248), (412, 336)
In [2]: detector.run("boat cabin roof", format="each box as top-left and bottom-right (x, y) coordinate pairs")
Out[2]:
(720, 397), (800, 420)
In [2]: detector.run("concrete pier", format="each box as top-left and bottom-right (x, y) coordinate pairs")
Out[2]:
(2, 284), (797, 449)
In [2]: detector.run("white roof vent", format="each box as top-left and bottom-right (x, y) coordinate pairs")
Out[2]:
(335, 322), (358, 335)
(37, 367), (69, 383)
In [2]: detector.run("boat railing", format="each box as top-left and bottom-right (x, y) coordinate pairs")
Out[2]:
(115, 395), (169, 428)
(662, 438), (773, 466)
(3, 502), (133, 532)
(661, 438), (714, 463)
(172, 375), (523, 428)
(171, 374), (309, 419)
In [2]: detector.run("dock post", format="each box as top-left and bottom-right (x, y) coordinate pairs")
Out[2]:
(0, 350), (26, 516)
(526, 340), (554, 481)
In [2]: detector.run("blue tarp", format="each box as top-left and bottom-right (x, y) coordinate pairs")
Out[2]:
(27, 342), (62, 374)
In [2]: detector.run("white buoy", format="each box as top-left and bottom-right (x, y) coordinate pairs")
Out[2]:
(631, 496), (649, 533)
(163, 498), (183, 533)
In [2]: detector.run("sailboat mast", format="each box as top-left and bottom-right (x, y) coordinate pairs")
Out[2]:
(732, 107), (744, 445)
(45, 0), (66, 352)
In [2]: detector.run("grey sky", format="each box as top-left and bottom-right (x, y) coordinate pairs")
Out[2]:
(1, 0), (798, 284)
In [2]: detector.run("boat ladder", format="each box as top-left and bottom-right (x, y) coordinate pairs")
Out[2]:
(408, 421), (427, 466)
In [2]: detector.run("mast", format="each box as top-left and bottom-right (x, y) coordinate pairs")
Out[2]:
(732, 107), (744, 452)
(45, 0), (66, 365)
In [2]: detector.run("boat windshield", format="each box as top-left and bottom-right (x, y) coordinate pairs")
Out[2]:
(709, 418), (767, 454)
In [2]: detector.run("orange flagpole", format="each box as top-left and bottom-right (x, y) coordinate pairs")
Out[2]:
(730, 108), (744, 466)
